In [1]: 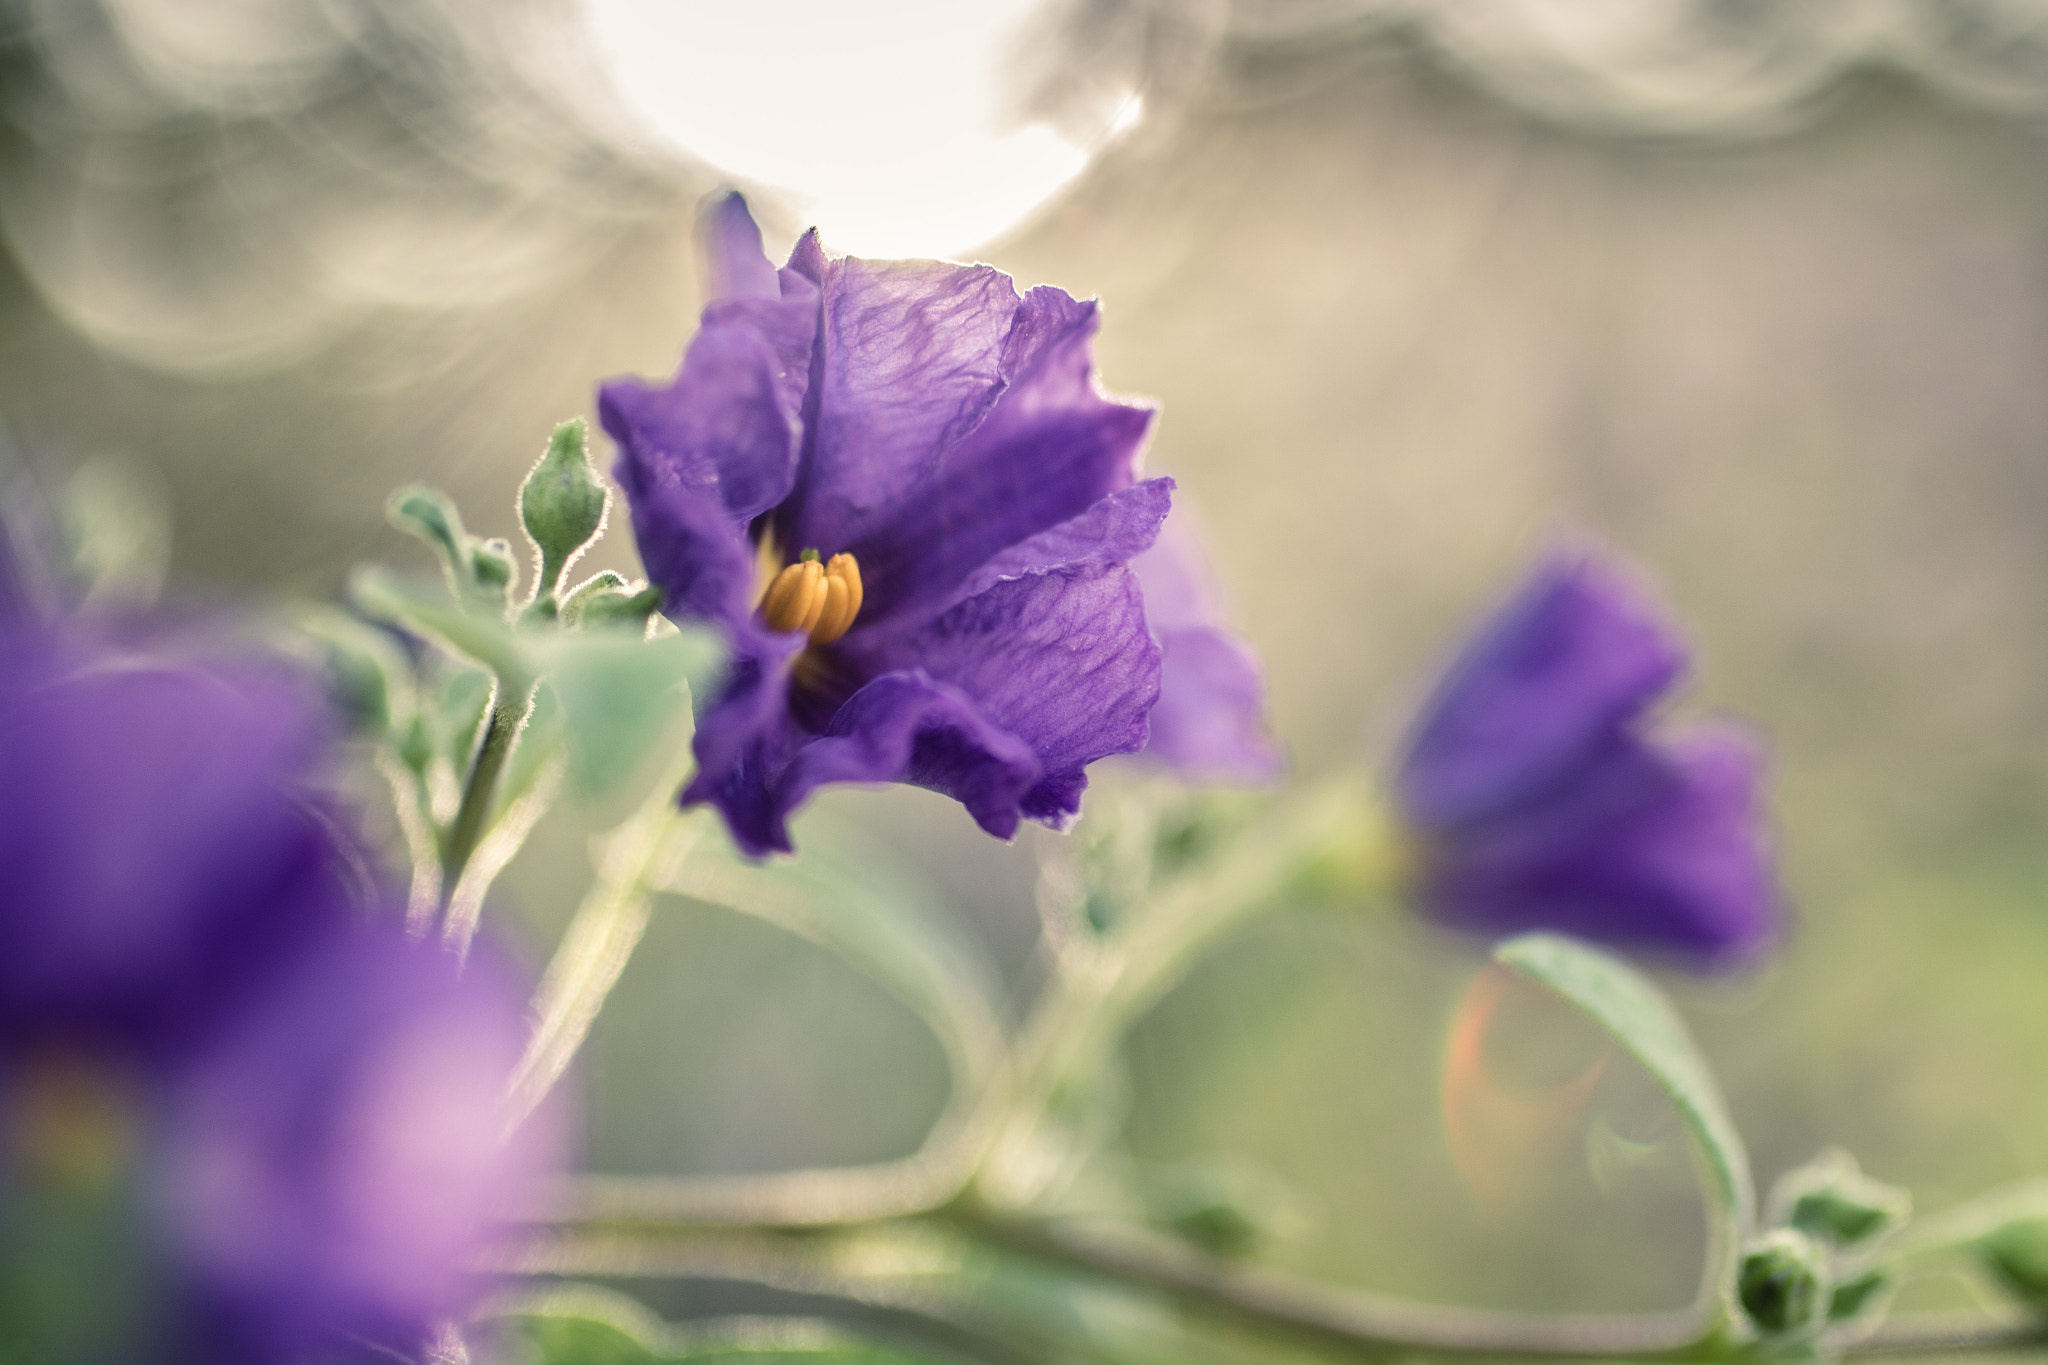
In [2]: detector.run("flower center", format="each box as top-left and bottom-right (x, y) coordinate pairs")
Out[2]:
(759, 549), (863, 645)
(8, 1051), (137, 1193)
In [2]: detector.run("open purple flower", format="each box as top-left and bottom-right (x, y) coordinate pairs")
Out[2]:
(603, 192), (1203, 855)
(0, 627), (558, 1363)
(1395, 548), (1780, 969)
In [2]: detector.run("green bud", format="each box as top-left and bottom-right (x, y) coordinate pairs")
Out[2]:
(1144, 1161), (1298, 1259)
(577, 584), (663, 631)
(1978, 1214), (2048, 1305)
(387, 485), (468, 591)
(1828, 1269), (1891, 1323)
(1768, 1148), (1910, 1248)
(1738, 1229), (1831, 1338)
(520, 419), (610, 604)
(469, 536), (517, 603)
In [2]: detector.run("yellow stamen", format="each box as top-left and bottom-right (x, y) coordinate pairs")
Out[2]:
(760, 559), (824, 633)
(757, 550), (864, 645)
(809, 553), (864, 645)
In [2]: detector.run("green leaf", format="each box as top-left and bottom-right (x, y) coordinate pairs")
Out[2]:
(386, 485), (469, 591)
(351, 564), (530, 682)
(513, 1312), (663, 1365)
(1495, 933), (1755, 1322)
(536, 626), (724, 799)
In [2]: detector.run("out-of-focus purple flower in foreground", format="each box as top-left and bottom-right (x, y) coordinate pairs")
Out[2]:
(602, 192), (1270, 855)
(1395, 548), (1781, 970)
(0, 626), (557, 1363)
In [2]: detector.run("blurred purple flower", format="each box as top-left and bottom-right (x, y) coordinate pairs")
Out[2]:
(0, 627), (557, 1363)
(604, 191), (1237, 855)
(0, 631), (354, 1048)
(1396, 548), (1780, 970)
(162, 931), (555, 1364)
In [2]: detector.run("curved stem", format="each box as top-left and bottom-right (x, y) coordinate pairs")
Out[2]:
(941, 1207), (1709, 1360)
(435, 676), (535, 935)
(506, 743), (703, 1131)
(976, 781), (1386, 1206)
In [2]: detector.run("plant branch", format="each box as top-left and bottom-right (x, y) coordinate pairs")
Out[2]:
(434, 676), (535, 937)
(505, 743), (703, 1131)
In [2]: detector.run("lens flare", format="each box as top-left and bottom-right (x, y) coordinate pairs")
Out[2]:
(1440, 964), (1611, 1214)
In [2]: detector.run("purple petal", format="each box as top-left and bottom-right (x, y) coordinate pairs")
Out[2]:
(781, 670), (1042, 842)
(1419, 722), (1780, 969)
(1130, 508), (1279, 783)
(771, 256), (1018, 559)
(843, 559), (1162, 829)
(162, 928), (561, 1362)
(1398, 548), (1687, 830)
(774, 272), (1153, 624)
(923, 477), (1173, 619)
(601, 198), (820, 626)
(1144, 626), (1282, 783)
(0, 635), (354, 1046)
(698, 190), (780, 302)
(682, 629), (808, 856)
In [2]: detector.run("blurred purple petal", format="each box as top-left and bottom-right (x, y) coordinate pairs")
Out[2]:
(0, 634), (354, 1046)
(1130, 508), (1280, 783)
(1398, 549), (1685, 830)
(1417, 723), (1779, 968)
(163, 928), (559, 1363)
(698, 188), (781, 302)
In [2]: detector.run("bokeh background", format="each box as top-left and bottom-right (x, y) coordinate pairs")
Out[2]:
(6, 0), (2048, 1335)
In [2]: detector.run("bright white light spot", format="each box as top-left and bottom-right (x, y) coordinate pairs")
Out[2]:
(579, 0), (1136, 260)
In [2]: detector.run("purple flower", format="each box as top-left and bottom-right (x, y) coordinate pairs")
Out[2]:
(1395, 549), (1780, 969)
(0, 628), (559, 1363)
(602, 192), (1214, 854)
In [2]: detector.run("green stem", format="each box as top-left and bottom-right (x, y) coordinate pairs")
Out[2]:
(976, 780), (1388, 1206)
(435, 676), (534, 935)
(506, 746), (702, 1131)
(938, 1206), (1710, 1360)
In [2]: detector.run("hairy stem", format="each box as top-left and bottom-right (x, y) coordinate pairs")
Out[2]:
(435, 677), (535, 936)
(506, 745), (702, 1131)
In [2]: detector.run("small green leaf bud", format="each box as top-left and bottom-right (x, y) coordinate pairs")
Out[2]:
(577, 584), (663, 631)
(1978, 1214), (2048, 1306)
(1739, 1229), (1831, 1338)
(1828, 1269), (1891, 1323)
(1768, 1148), (1910, 1248)
(469, 536), (517, 604)
(387, 486), (468, 590)
(1144, 1161), (1299, 1259)
(520, 418), (610, 605)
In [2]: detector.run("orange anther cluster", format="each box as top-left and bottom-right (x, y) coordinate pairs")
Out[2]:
(759, 551), (864, 645)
